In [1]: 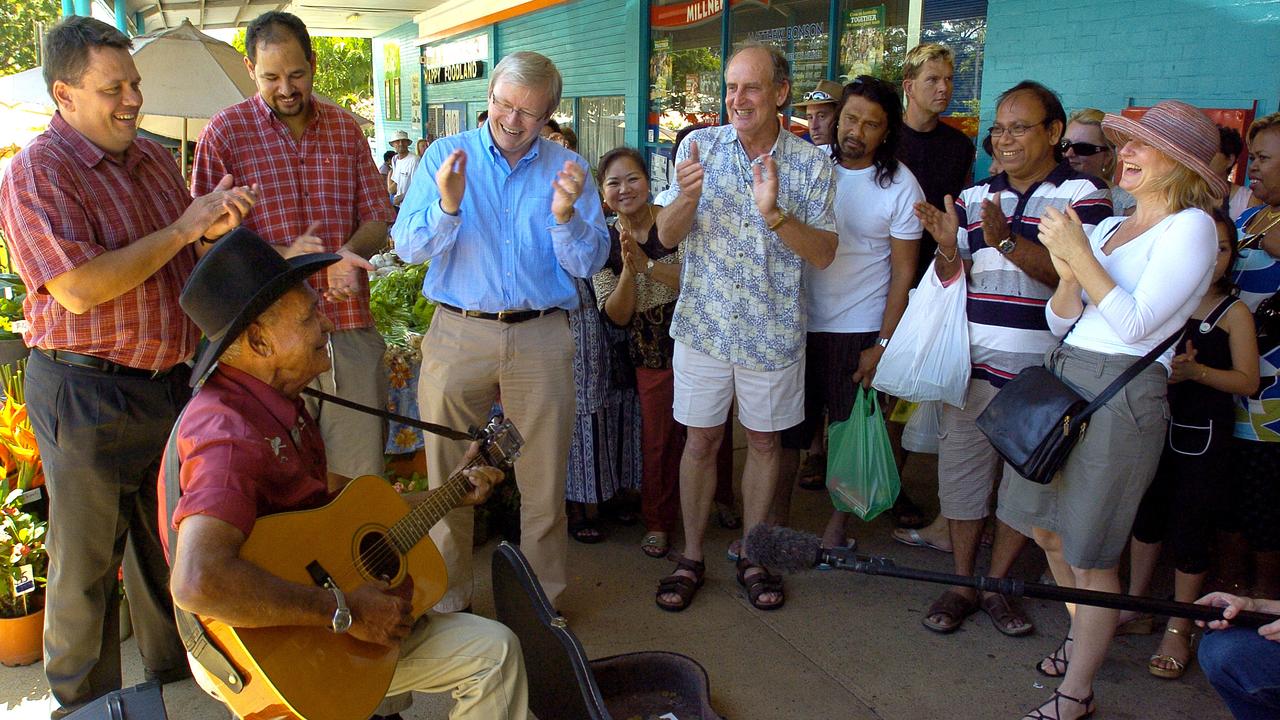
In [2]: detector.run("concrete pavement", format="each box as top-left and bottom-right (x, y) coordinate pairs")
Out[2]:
(0, 445), (1232, 719)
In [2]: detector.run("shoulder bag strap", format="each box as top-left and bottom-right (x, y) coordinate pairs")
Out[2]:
(1200, 295), (1237, 331)
(1074, 327), (1185, 425)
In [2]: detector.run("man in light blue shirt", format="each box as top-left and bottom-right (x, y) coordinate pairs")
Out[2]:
(392, 51), (608, 613)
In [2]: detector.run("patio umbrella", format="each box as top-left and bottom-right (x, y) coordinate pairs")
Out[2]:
(0, 20), (373, 178)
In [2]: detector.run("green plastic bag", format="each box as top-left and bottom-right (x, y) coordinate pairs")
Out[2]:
(826, 388), (901, 520)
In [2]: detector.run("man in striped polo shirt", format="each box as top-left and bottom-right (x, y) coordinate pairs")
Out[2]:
(914, 81), (1112, 637)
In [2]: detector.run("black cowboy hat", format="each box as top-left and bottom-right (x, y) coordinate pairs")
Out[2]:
(180, 227), (339, 386)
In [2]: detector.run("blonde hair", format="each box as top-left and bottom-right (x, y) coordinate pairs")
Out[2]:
(1143, 151), (1220, 213)
(489, 51), (563, 117)
(1067, 107), (1116, 177)
(1248, 112), (1280, 144)
(902, 43), (954, 81)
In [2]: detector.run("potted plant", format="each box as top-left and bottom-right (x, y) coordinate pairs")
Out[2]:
(0, 358), (47, 666)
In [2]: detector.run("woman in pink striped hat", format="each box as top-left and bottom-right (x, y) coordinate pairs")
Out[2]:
(998, 100), (1227, 720)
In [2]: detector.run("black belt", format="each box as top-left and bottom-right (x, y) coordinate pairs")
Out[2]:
(37, 348), (177, 379)
(439, 303), (560, 324)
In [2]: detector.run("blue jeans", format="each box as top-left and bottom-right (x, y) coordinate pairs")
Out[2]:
(1199, 628), (1280, 719)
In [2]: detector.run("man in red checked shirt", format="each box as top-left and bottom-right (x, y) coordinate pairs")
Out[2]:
(0, 17), (255, 718)
(191, 11), (394, 490)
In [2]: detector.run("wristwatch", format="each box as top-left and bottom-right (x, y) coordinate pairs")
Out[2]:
(876, 337), (890, 348)
(644, 259), (655, 275)
(328, 583), (352, 634)
(996, 235), (1017, 255)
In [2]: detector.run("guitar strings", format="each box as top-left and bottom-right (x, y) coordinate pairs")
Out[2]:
(351, 454), (488, 580)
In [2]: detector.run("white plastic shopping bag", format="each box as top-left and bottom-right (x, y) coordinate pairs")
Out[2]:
(901, 400), (941, 454)
(872, 259), (970, 407)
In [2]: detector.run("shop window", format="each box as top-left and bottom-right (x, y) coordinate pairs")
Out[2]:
(922, 0), (987, 128)
(551, 97), (575, 133)
(426, 104), (465, 139)
(838, 1), (910, 85)
(578, 96), (626, 170)
(730, 0), (831, 101)
(650, 0), (723, 143)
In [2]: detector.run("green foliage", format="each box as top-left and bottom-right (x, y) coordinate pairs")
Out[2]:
(1, 489), (47, 618)
(0, 0), (59, 78)
(0, 274), (26, 342)
(368, 262), (434, 349)
(231, 30), (373, 118)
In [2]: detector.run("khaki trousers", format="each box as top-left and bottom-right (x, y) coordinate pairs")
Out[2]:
(304, 327), (388, 480)
(418, 308), (575, 611)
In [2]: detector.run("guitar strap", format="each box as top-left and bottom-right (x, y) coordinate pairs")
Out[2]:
(302, 387), (478, 441)
(162, 403), (246, 695)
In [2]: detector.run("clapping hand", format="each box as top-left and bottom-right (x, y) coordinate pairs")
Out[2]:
(914, 194), (961, 255)
(190, 174), (258, 241)
(1040, 206), (1091, 265)
(551, 161), (587, 224)
(751, 155), (780, 220)
(281, 221), (325, 258)
(618, 225), (646, 277)
(980, 192), (1012, 249)
(675, 140), (704, 202)
(435, 149), (467, 215)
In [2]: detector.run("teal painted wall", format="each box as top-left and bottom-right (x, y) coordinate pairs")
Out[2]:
(496, 0), (642, 150)
(373, 21), (421, 151)
(375, 0), (645, 151)
(976, 0), (1280, 176)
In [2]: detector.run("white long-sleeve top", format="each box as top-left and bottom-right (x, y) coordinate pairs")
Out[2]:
(1047, 208), (1217, 368)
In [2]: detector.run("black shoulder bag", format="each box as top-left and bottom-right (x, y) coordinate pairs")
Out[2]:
(976, 329), (1183, 485)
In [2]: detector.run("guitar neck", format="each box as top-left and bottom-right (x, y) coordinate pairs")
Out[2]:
(387, 465), (475, 553)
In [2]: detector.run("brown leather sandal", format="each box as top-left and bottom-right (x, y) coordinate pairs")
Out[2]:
(921, 589), (978, 633)
(735, 558), (785, 611)
(655, 557), (706, 612)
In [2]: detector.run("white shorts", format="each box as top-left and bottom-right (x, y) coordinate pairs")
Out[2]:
(672, 341), (805, 432)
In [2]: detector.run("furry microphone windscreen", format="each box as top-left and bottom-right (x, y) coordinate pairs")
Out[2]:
(744, 524), (824, 573)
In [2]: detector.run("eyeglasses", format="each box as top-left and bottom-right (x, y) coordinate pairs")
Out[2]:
(988, 119), (1050, 138)
(803, 90), (833, 102)
(489, 94), (545, 124)
(1064, 141), (1110, 157)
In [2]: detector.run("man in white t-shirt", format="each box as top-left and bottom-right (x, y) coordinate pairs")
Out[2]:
(775, 76), (922, 547)
(387, 130), (418, 208)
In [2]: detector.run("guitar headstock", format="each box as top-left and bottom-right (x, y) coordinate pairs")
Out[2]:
(476, 417), (524, 469)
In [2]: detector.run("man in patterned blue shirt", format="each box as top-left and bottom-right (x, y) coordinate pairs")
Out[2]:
(653, 43), (837, 613)
(392, 51), (610, 615)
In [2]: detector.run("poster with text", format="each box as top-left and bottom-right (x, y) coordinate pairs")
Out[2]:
(841, 5), (885, 80)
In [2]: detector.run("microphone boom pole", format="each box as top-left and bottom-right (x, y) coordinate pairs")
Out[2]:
(827, 551), (1278, 629)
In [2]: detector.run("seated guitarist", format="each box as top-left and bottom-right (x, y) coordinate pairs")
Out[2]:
(159, 228), (529, 719)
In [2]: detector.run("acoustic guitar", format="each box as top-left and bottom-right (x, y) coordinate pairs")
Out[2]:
(190, 417), (524, 720)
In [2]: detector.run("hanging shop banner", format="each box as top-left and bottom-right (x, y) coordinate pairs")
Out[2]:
(425, 61), (485, 84)
(841, 5), (886, 78)
(651, 0), (770, 30)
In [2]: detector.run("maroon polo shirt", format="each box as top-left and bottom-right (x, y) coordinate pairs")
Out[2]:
(159, 365), (329, 559)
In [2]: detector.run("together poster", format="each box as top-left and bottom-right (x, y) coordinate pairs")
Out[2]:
(841, 5), (886, 79)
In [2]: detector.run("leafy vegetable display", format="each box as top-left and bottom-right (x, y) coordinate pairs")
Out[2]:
(368, 255), (434, 350)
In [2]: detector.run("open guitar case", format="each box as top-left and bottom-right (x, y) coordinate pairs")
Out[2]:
(491, 542), (725, 720)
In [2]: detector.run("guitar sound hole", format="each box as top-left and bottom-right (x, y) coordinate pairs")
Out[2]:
(356, 531), (403, 582)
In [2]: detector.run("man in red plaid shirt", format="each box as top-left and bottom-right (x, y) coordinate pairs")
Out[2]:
(0, 17), (256, 717)
(192, 12), (394, 486)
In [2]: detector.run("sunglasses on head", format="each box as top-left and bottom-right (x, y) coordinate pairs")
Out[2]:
(1064, 141), (1110, 157)
(803, 90), (834, 102)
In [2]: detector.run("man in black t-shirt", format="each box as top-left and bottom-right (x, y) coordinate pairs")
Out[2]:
(896, 43), (975, 283)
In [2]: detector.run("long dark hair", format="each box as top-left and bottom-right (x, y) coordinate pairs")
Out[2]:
(1211, 206), (1241, 296)
(831, 75), (902, 188)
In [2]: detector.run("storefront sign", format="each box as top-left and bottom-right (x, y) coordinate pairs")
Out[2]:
(749, 22), (826, 43)
(420, 34), (487, 68)
(425, 61), (485, 84)
(652, 0), (769, 30)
